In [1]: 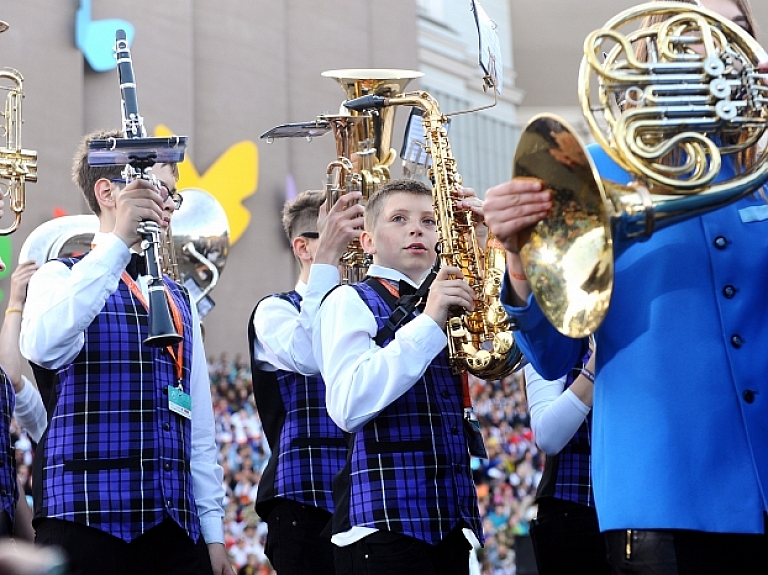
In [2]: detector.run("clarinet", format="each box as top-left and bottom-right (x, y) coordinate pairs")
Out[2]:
(114, 29), (182, 347)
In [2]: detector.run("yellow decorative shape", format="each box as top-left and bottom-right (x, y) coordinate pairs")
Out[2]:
(154, 124), (258, 244)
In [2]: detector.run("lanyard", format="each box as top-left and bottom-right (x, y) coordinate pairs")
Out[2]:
(121, 272), (185, 382)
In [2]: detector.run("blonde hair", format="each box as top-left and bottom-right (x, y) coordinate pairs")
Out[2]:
(364, 179), (432, 233)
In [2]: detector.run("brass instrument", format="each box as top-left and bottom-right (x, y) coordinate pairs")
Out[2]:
(170, 188), (230, 317)
(323, 69), (423, 284)
(512, 2), (768, 337)
(346, 91), (523, 379)
(0, 21), (37, 235)
(323, 69), (423, 195)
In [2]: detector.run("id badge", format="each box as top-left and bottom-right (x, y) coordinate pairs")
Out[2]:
(168, 385), (192, 420)
(463, 409), (488, 459)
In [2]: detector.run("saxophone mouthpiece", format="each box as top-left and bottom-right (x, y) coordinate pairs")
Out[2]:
(344, 95), (388, 111)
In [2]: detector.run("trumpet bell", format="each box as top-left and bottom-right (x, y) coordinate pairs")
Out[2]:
(512, 114), (614, 337)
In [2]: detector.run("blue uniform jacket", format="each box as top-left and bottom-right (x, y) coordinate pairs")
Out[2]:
(503, 144), (768, 534)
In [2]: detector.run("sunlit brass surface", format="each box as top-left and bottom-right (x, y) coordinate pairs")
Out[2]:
(0, 68), (37, 235)
(322, 69), (423, 170)
(322, 69), (422, 284)
(513, 2), (768, 337)
(375, 90), (523, 379)
(170, 188), (230, 304)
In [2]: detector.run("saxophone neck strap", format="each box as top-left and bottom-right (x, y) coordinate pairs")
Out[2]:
(365, 258), (440, 347)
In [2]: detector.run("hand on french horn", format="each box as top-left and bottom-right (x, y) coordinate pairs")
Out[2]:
(113, 178), (168, 248)
(484, 178), (552, 255)
(314, 191), (364, 266)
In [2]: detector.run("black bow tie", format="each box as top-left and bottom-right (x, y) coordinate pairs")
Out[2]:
(397, 280), (427, 312)
(126, 253), (148, 280)
(398, 280), (418, 298)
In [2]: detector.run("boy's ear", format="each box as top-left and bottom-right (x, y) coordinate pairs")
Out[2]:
(360, 229), (376, 255)
(93, 178), (115, 210)
(291, 236), (312, 262)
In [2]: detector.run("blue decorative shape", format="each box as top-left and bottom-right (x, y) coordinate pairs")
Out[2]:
(75, 0), (135, 72)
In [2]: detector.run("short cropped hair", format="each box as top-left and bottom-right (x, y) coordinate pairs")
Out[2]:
(72, 129), (180, 216)
(364, 179), (432, 233)
(281, 190), (325, 242)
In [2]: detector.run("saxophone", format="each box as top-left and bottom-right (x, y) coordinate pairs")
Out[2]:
(346, 91), (523, 379)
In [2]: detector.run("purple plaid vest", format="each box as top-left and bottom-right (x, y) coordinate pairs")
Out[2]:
(36, 262), (200, 543)
(248, 292), (346, 517)
(332, 283), (483, 546)
(537, 350), (594, 507)
(0, 368), (17, 523)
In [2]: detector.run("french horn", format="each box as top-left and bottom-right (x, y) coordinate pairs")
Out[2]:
(512, 2), (768, 337)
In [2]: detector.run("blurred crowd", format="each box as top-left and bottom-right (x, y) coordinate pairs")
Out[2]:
(10, 353), (541, 575)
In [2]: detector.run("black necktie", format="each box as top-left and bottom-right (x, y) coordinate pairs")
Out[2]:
(126, 253), (147, 280)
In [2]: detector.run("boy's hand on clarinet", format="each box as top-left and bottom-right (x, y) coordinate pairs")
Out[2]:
(314, 191), (365, 266)
(484, 178), (552, 254)
(424, 266), (475, 327)
(113, 179), (167, 247)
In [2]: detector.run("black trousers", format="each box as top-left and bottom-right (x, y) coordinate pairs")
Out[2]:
(605, 526), (768, 575)
(333, 525), (472, 575)
(263, 499), (334, 575)
(35, 518), (214, 575)
(0, 510), (11, 538)
(529, 498), (611, 575)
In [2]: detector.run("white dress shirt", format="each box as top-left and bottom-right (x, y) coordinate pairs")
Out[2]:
(19, 231), (225, 544)
(313, 264), (452, 546)
(251, 263), (340, 375)
(313, 264), (447, 434)
(524, 364), (590, 455)
(14, 375), (47, 443)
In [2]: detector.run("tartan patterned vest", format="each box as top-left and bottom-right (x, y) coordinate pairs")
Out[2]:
(248, 291), (346, 518)
(0, 368), (17, 523)
(536, 350), (594, 507)
(332, 283), (483, 546)
(35, 260), (200, 543)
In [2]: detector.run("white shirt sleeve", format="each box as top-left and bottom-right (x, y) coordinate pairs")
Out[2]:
(524, 363), (590, 455)
(252, 264), (339, 375)
(14, 375), (48, 443)
(314, 284), (448, 433)
(189, 296), (226, 545)
(20, 233), (131, 369)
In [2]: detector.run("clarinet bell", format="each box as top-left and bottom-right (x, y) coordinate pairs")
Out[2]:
(144, 288), (183, 348)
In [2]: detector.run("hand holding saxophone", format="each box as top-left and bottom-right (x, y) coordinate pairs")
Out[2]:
(112, 179), (168, 248)
(484, 178), (552, 255)
(423, 266), (475, 327)
(314, 190), (364, 267)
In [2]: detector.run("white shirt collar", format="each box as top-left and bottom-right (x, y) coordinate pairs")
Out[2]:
(294, 279), (308, 297)
(366, 264), (426, 288)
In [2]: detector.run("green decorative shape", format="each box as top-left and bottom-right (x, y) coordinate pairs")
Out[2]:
(0, 237), (12, 303)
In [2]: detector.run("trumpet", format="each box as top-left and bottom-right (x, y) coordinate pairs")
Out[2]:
(0, 21), (37, 235)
